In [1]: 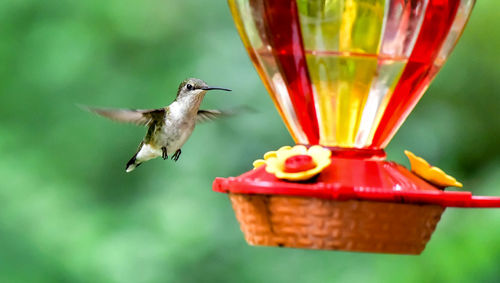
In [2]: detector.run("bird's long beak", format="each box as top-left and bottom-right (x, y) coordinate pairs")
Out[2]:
(201, 86), (232, 92)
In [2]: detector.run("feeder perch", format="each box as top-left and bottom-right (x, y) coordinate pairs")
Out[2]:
(213, 0), (500, 254)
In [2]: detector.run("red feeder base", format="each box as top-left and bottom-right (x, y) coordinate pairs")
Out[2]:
(213, 149), (500, 254)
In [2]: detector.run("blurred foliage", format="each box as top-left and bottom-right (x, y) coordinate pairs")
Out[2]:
(0, 0), (499, 282)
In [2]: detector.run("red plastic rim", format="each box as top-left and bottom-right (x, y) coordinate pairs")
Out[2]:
(213, 156), (500, 208)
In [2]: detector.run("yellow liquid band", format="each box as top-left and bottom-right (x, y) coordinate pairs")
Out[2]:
(299, 0), (385, 146)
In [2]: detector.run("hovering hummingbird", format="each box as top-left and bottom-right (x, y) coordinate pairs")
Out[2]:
(83, 78), (231, 172)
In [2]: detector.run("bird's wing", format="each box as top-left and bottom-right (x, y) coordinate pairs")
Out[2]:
(81, 105), (165, 126)
(197, 106), (255, 124)
(197, 109), (229, 123)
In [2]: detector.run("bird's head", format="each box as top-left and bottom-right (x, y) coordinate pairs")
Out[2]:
(176, 78), (231, 102)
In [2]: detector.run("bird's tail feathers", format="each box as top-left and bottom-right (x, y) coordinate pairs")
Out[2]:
(125, 154), (142, 172)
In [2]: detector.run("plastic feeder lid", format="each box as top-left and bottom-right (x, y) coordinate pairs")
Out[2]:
(213, 156), (500, 208)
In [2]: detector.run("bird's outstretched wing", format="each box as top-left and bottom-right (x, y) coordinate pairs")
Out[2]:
(197, 106), (255, 124)
(81, 105), (165, 126)
(197, 109), (230, 123)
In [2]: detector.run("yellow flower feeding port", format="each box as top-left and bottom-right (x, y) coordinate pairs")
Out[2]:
(254, 145), (331, 181)
(405, 150), (463, 189)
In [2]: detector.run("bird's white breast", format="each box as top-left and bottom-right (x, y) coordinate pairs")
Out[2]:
(160, 101), (196, 155)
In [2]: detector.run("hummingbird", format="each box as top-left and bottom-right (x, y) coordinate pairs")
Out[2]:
(83, 78), (231, 172)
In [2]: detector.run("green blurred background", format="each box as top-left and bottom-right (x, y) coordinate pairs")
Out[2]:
(1, 0), (499, 282)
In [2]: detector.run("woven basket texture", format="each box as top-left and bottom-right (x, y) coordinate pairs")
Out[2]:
(229, 193), (445, 254)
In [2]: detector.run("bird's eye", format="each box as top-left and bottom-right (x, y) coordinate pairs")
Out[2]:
(186, 84), (193, 90)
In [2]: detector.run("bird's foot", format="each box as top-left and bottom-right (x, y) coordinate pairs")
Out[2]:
(171, 149), (181, 162)
(161, 147), (168, 160)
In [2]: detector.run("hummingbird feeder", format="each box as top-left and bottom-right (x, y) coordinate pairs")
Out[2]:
(213, 0), (500, 254)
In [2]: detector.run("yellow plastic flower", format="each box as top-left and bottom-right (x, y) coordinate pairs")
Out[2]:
(404, 150), (463, 188)
(253, 145), (331, 181)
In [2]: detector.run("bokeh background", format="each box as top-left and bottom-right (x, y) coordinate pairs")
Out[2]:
(1, 0), (499, 282)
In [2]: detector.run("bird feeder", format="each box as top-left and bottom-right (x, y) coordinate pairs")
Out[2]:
(213, 0), (500, 254)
